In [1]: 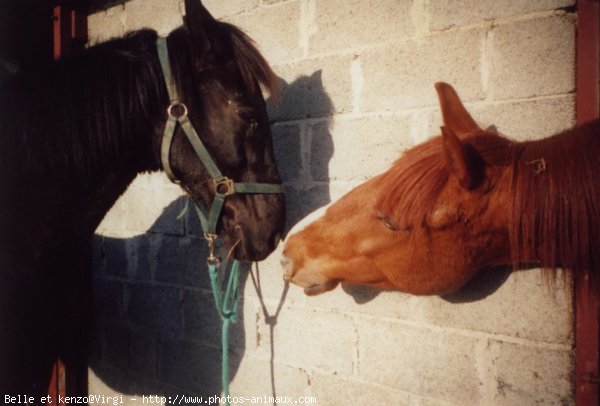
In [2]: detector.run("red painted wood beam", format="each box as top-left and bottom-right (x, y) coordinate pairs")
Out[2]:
(575, 0), (600, 405)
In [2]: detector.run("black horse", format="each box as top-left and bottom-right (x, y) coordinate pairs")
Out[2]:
(0, 0), (285, 397)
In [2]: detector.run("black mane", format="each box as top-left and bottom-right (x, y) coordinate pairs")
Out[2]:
(0, 29), (166, 182)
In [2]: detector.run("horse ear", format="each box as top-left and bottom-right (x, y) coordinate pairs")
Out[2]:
(441, 126), (474, 189)
(435, 82), (481, 137)
(184, 0), (216, 53)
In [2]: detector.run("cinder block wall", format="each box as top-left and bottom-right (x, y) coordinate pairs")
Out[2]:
(88, 1), (577, 404)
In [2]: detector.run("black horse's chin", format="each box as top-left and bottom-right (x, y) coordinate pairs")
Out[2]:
(224, 224), (283, 262)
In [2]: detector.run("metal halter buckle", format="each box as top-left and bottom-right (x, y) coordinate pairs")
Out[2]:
(214, 178), (235, 196)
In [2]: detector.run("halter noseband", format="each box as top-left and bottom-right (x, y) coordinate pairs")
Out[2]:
(156, 37), (284, 259)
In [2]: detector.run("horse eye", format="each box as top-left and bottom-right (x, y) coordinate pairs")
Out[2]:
(376, 213), (399, 232)
(236, 108), (255, 121)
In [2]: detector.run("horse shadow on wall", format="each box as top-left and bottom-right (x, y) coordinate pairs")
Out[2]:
(89, 72), (335, 396)
(269, 70), (335, 228)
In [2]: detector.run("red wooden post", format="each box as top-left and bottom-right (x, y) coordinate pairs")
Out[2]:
(46, 360), (66, 405)
(575, 0), (600, 405)
(50, 2), (88, 401)
(52, 4), (86, 61)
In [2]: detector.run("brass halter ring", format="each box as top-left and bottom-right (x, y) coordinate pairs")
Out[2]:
(167, 102), (188, 118)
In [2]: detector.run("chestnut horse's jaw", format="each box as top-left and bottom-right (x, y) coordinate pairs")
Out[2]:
(303, 280), (340, 296)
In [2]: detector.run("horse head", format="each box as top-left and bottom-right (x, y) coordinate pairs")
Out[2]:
(162, 0), (286, 261)
(281, 83), (516, 295)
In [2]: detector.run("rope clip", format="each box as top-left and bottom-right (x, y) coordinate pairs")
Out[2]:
(204, 232), (221, 267)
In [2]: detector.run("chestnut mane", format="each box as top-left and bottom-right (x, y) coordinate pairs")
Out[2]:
(377, 119), (600, 279)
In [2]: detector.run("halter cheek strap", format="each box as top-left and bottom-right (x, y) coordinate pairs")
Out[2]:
(156, 37), (284, 241)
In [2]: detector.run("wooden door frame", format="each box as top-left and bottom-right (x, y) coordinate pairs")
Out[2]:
(575, 0), (600, 405)
(48, 2), (88, 403)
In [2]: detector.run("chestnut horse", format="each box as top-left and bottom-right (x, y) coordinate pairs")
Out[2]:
(282, 82), (600, 296)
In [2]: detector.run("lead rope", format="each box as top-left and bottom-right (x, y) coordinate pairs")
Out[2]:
(185, 199), (239, 406)
(207, 256), (240, 405)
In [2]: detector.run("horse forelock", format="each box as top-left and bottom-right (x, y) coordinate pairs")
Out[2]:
(376, 132), (514, 230)
(166, 22), (278, 108)
(375, 136), (451, 230)
(225, 23), (280, 100)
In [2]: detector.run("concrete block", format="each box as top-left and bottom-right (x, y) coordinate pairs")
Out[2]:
(314, 114), (414, 181)
(225, 2), (302, 66)
(429, 0), (575, 31)
(241, 248), (308, 305)
(408, 396), (459, 406)
(272, 123), (304, 182)
(99, 236), (128, 278)
(230, 355), (312, 398)
(124, 235), (153, 281)
(96, 203), (126, 238)
(470, 95), (576, 140)
(123, 0), (182, 36)
(358, 320), (481, 404)
(306, 286), (415, 322)
(96, 174), (184, 238)
(96, 234), (152, 281)
(182, 288), (258, 352)
(410, 269), (573, 345)
(310, 374), (410, 405)
(269, 58), (353, 120)
(423, 94), (576, 142)
(257, 306), (356, 375)
(125, 283), (182, 335)
(489, 14), (576, 100)
(182, 289), (222, 343)
(361, 28), (486, 112)
(154, 235), (212, 289)
(88, 6), (125, 43)
(307, 120), (334, 181)
(158, 338), (222, 393)
(118, 174), (185, 236)
(283, 185), (332, 231)
(93, 276), (123, 320)
(88, 366), (172, 404)
(308, 0), (415, 55)
(128, 325), (158, 377)
(202, 0), (260, 19)
(88, 369), (131, 405)
(103, 320), (130, 370)
(483, 341), (574, 405)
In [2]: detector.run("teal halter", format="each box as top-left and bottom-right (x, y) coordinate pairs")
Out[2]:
(156, 37), (284, 246)
(156, 37), (284, 403)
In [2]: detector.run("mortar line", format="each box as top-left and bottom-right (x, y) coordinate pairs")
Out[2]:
(270, 92), (574, 128)
(299, 304), (573, 351)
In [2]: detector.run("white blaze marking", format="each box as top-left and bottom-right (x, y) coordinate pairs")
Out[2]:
(286, 202), (333, 240)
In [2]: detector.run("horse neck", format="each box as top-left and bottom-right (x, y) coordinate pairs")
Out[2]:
(1, 30), (168, 236)
(509, 119), (600, 274)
